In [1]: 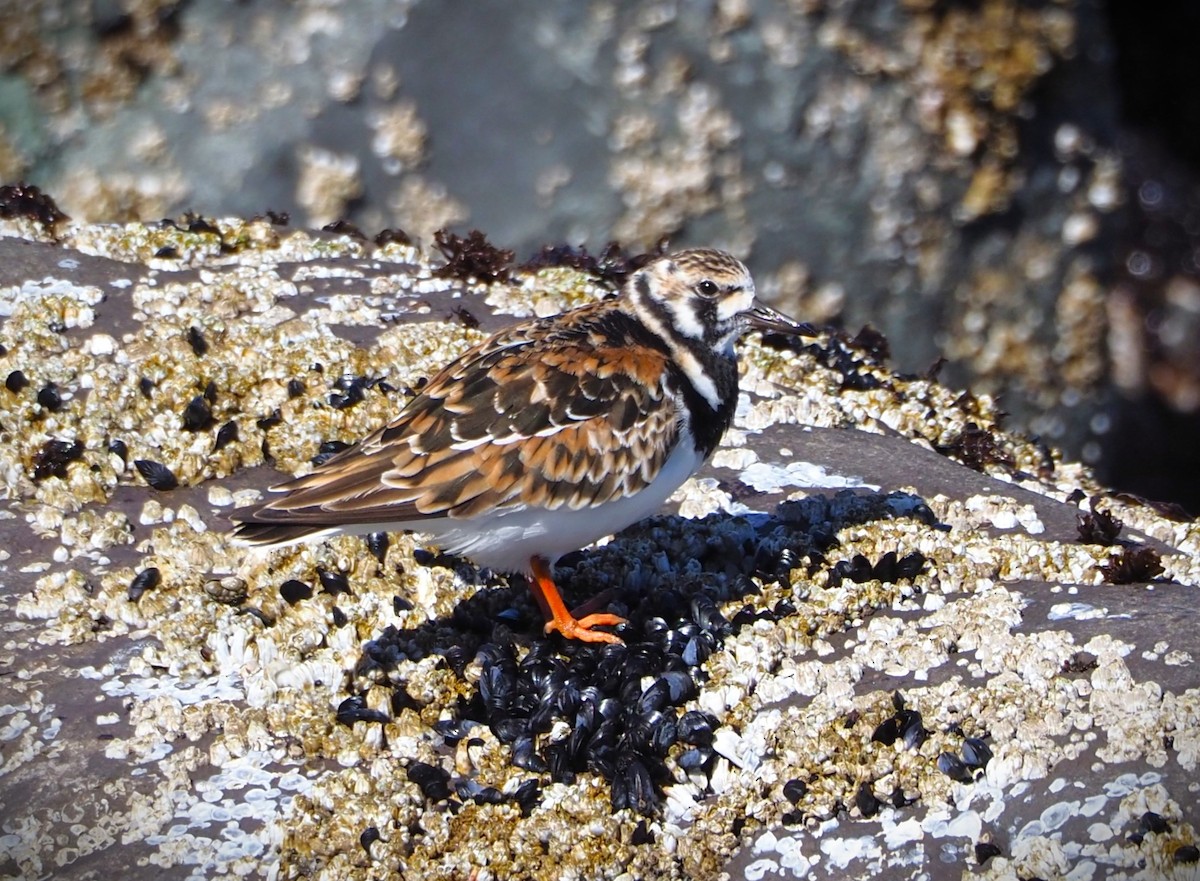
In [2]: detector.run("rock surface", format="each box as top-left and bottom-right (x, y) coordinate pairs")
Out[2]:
(1, 217), (1198, 881)
(0, 0), (1126, 458)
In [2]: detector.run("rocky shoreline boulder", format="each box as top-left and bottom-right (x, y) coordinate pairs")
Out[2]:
(1, 212), (1197, 880)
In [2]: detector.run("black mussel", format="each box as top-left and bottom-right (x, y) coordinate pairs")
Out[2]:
(32, 439), (84, 481)
(782, 778), (807, 804)
(1175, 845), (1199, 864)
(610, 754), (658, 815)
(899, 710), (928, 750)
(544, 741), (574, 783)
(937, 751), (973, 783)
(510, 779), (540, 815)
(336, 695), (389, 727)
(873, 551), (898, 582)
(37, 382), (63, 411)
(492, 717), (530, 745)
(366, 532), (389, 563)
(1140, 811), (1170, 835)
(962, 737), (993, 769)
(128, 567), (161, 602)
(317, 567), (351, 596)
(432, 719), (475, 745)
(682, 633), (716, 667)
(511, 735), (547, 772)
(406, 761), (451, 801)
(660, 670), (697, 703)
(312, 440), (352, 465)
(182, 395), (213, 431)
(359, 826), (380, 853)
(974, 842), (1002, 865)
(279, 579), (312, 605)
(872, 717), (900, 746)
(677, 747), (713, 771)
(529, 700), (557, 735)
(256, 409), (282, 430)
(855, 782), (881, 818)
(677, 710), (716, 747)
(5, 370), (29, 393)
(135, 459), (179, 491)
(214, 420), (239, 451)
(636, 678), (671, 715)
(896, 551), (927, 580)
(186, 326), (208, 356)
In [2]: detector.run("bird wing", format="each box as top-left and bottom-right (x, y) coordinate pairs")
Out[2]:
(233, 315), (683, 530)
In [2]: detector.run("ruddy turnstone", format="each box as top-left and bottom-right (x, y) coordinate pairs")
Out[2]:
(231, 248), (815, 643)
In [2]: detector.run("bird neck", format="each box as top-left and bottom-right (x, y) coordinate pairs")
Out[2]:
(618, 293), (739, 458)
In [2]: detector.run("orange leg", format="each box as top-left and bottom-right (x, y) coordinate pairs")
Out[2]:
(528, 556), (626, 644)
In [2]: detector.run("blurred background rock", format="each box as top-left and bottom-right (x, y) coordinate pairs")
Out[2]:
(1, 0), (1196, 512)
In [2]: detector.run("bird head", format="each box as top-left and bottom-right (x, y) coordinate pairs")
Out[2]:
(627, 248), (816, 355)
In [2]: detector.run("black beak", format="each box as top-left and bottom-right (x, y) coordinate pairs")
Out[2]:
(745, 303), (817, 337)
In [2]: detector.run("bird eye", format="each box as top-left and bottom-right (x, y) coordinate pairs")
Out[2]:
(696, 279), (720, 298)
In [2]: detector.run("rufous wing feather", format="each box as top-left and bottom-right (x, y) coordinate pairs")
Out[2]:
(230, 305), (683, 544)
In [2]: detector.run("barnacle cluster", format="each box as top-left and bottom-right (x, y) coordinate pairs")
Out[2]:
(2, 212), (1198, 880)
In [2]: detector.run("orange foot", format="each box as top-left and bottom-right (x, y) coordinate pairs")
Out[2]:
(528, 555), (626, 644)
(544, 611), (628, 644)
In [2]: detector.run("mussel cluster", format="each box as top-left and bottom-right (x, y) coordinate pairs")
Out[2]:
(454, 595), (727, 815)
(354, 494), (935, 816)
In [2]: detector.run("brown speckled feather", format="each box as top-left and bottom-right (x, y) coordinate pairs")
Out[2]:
(239, 299), (681, 528)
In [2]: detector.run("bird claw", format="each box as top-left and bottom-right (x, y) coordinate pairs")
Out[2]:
(544, 612), (627, 645)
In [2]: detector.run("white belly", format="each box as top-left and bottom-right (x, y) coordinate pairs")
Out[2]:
(414, 440), (705, 575)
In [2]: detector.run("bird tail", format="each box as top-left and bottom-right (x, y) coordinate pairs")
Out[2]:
(228, 519), (341, 549)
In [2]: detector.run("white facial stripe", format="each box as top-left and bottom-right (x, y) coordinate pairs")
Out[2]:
(668, 296), (706, 340)
(716, 289), (754, 322)
(672, 346), (721, 410)
(631, 285), (675, 344)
